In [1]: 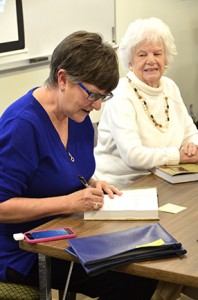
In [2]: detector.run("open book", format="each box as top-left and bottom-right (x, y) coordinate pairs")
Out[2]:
(152, 163), (198, 184)
(84, 187), (159, 220)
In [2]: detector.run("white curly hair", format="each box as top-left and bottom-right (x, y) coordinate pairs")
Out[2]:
(119, 17), (177, 71)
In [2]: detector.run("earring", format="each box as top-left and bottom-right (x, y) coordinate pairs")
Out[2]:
(129, 64), (133, 71)
(61, 87), (65, 92)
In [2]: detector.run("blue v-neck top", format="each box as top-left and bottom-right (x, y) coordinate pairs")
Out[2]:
(0, 88), (95, 281)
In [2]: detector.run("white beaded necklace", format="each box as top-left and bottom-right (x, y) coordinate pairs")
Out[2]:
(127, 77), (170, 131)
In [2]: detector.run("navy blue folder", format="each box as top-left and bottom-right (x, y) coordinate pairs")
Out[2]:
(66, 223), (187, 276)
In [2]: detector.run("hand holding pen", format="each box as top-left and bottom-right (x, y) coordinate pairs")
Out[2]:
(78, 175), (122, 199)
(78, 175), (102, 210)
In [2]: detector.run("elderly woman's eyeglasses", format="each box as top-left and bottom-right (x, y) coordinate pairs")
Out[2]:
(77, 82), (113, 102)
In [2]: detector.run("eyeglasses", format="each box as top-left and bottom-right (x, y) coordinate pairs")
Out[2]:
(77, 82), (113, 102)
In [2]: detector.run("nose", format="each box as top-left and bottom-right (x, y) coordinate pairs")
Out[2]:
(146, 53), (155, 64)
(91, 99), (102, 111)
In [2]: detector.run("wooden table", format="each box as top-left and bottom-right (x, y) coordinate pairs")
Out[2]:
(20, 174), (198, 299)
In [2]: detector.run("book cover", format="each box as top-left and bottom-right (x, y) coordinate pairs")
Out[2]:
(84, 187), (159, 220)
(66, 223), (187, 276)
(152, 163), (198, 184)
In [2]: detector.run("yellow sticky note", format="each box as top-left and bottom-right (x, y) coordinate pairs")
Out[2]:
(159, 203), (186, 214)
(136, 239), (165, 248)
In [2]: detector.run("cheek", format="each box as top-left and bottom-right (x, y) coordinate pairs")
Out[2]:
(136, 59), (145, 70)
(135, 64), (145, 76)
(70, 91), (84, 106)
(158, 58), (166, 68)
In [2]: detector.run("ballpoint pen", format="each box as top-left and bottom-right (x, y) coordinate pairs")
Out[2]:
(78, 175), (91, 188)
(78, 175), (99, 210)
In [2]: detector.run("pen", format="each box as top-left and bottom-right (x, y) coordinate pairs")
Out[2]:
(78, 175), (91, 188)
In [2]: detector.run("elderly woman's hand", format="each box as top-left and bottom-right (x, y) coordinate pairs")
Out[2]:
(88, 178), (122, 199)
(180, 143), (198, 163)
(181, 142), (198, 157)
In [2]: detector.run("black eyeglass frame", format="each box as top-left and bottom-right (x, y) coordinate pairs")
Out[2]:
(77, 82), (113, 102)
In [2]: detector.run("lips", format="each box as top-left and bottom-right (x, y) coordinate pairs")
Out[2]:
(82, 109), (91, 113)
(144, 68), (158, 72)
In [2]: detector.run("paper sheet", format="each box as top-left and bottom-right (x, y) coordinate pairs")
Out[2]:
(159, 203), (186, 214)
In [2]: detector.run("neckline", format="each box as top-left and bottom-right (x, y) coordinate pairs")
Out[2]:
(127, 71), (164, 96)
(127, 76), (170, 131)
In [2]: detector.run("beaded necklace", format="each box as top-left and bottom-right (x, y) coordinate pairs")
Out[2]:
(127, 77), (170, 131)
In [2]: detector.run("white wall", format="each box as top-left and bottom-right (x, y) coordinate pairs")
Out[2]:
(0, 0), (198, 121)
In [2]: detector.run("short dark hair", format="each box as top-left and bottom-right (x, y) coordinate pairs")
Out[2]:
(46, 31), (119, 93)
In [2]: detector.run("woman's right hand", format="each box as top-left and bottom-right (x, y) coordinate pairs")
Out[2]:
(65, 187), (104, 214)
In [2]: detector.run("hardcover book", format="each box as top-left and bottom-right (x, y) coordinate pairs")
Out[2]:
(84, 187), (159, 220)
(152, 163), (198, 184)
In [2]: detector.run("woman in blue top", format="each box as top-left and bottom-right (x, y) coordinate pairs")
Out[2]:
(0, 31), (157, 299)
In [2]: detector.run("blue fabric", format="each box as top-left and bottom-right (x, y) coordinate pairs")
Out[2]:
(66, 223), (186, 276)
(0, 88), (95, 281)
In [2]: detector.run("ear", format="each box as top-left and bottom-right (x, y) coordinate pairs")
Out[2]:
(128, 62), (133, 71)
(57, 69), (67, 90)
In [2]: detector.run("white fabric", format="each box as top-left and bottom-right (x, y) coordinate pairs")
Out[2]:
(94, 71), (198, 187)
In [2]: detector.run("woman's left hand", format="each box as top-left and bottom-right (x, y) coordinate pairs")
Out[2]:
(181, 142), (198, 157)
(88, 178), (122, 199)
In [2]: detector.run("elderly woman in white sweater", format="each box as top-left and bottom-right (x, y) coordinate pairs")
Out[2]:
(94, 17), (198, 300)
(94, 17), (198, 188)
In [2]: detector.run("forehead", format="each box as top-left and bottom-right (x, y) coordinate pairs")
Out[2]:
(134, 39), (164, 53)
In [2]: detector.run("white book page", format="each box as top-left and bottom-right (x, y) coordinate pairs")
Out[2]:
(102, 188), (158, 211)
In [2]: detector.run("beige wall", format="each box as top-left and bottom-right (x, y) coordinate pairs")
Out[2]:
(1, 0), (198, 121)
(0, 65), (49, 113)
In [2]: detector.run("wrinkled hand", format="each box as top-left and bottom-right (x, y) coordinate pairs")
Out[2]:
(89, 179), (122, 199)
(180, 143), (198, 163)
(66, 179), (123, 214)
(181, 142), (198, 157)
(66, 187), (104, 213)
